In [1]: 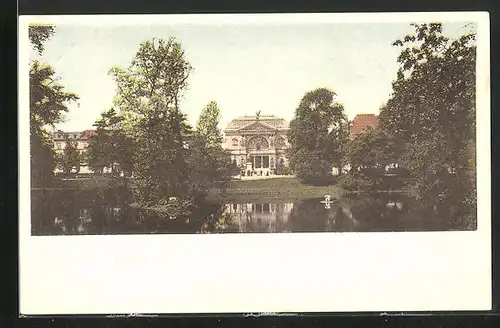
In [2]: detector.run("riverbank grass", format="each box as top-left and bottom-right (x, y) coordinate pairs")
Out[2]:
(50, 175), (126, 190)
(44, 175), (342, 204)
(208, 177), (342, 202)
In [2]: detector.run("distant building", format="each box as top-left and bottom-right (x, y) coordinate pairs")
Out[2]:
(349, 114), (379, 139)
(223, 113), (290, 176)
(51, 129), (97, 173)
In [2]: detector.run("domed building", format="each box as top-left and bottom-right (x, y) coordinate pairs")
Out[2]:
(223, 113), (290, 176)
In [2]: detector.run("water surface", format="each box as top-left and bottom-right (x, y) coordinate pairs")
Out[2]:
(30, 187), (472, 235)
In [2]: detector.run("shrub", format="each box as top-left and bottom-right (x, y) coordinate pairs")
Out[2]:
(339, 173), (375, 192)
(155, 197), (195, 219)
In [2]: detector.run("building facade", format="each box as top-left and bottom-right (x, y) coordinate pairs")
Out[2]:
(52, 129), (97, 173)
(223, 114), (290, 176)
(349, 114), (379, 139)
(52, 130), (97, 155)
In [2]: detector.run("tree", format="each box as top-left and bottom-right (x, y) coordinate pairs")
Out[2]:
(186, 101), (235, 196)
(29, 25), (79, 186)
(345, 127), (404, 173)
(345, 127), (383, 173)
(196, 101), (223, 148)
(87, 108), (134, 175)
(109, 37), (193, 204)
(380, 23), (476, 145)
(28, 24), (55, 55)
(57, 138), (81, 174)
(31, 130), (57, 186)
(341, 127), (405, 192)
(86, 131), (110, 174)
(287, 88), (348, 184)
(379, 23), (476, 227)
(275, 157), (285, 175)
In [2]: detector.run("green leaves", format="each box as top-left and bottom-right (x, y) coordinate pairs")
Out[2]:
(87, 109), (135, 175)
(195, 101), (223, 149)
(29, 25), (79, 187)
(29, 61), (79, 132)
(186, 102), (236, 197)
(28, 24), (55, 55)
(107, 37), (225, 204)
(379, 22), (476, 224)
(31, 130), (56, 187)
(56, 138), (81, 174)
(109, 37), (193, 120)
(288, 88), (348, 184)
(108, 37), (194, 202)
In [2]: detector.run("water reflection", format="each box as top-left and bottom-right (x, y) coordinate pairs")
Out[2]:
(221, 202), (294, 233)
(31, 188), (472, 235)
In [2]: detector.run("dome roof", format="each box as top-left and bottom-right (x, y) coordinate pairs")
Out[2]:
(225, 114), (289, 131)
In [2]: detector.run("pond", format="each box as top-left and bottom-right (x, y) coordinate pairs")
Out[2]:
(30, 187), (473, 235)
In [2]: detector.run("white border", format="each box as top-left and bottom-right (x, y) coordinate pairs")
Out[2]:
(19, 12), (491, 314)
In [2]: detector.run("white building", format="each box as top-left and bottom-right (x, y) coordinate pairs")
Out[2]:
(223, 114), (291, 176)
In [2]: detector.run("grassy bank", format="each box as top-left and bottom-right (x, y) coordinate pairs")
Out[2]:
(36, 175), (342, 201)
(48, 175), (126, 190)
(39, 175), (405, 203)
(208, 177), (342, 202)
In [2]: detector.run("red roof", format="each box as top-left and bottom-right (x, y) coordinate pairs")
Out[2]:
(82, 130), (97, 138)
(349, 114), (379, 137)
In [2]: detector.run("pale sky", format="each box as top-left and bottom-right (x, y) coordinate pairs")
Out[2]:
(30, 21), (473, 132)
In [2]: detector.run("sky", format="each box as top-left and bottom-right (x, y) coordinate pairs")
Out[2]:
(30, 20), (474, 132)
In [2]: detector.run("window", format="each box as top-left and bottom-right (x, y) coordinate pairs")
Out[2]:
(263, 156), (269, 168)
(276, 136), (286, 147)
(232, 138), (239, 146)
(247, 136), (269, 150)
(255, 156), (262, 169)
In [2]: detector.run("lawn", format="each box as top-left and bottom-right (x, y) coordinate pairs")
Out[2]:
(50, 175), (127, 190)
(208, 177), (342, 202)
(46, 175), (342, 203)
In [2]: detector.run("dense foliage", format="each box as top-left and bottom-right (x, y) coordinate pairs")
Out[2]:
(97, 38), (236, 213)
(341, 127), (406, 192)
(56, 138), (81, 174)
(87, 108), (134, 175)
(287, 88), (349, 185)
(29, 25), (79, 187)
(378, 23), (477, 227)
(195, 101), (224, 148)
(28, 25), (55, 55)
(186, 101), (238, 195)
(108, 38), (194, 204)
